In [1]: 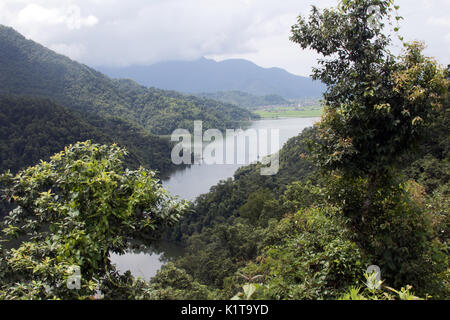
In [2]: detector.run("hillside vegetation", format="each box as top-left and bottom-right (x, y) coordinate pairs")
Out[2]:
(0, 0), (448, 301)
(196, 91), (289, 109)
(0, 95), (175, 176)
(0, 25), (255, 135)
(157, 0), (449, 300)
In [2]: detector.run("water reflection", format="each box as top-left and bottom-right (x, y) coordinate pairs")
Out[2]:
(162, 117), (319, 200)
(110, 242), (184, 281)
(111, 117), (319, 279)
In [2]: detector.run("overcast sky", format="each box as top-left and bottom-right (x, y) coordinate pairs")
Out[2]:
(0, 0), (448, 76)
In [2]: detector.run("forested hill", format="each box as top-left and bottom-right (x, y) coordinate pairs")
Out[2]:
(97, 57), (326, 99)
(0, 95), (175, 175)
(195, 91), (290, 109)
(0, 25), (254, 135)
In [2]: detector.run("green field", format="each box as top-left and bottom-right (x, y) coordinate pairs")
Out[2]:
(253, 106), (323, 119)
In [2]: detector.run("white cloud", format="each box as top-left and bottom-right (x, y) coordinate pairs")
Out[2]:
(17, 4), (98, 30)
(0, 0), (448, 76)
(48, 42), (87, 61)
(428, 16), (450, 27)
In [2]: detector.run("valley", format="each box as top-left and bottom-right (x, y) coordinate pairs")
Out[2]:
(111, 117), (319, 280)
(0, 0), (448, 302)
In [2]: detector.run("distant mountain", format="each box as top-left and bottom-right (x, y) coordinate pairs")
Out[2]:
(0, 95), (176, 176)
(97, 58), (325, 99)
(0, 25), (254, 135)
(195, 91), (290, 109)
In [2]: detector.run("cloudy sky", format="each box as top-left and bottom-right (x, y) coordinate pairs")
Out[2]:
(0, 0), (448, 76)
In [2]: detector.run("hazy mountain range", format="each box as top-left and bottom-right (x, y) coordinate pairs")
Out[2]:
(195, 91), (290, 109)
(0, 25), (254, 136)
(98, 58), (325, 99)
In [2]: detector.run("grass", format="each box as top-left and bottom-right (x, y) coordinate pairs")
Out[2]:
(253, 106), (323, 119)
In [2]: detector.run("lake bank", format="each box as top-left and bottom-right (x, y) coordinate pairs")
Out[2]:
(111, 117), (320, 280)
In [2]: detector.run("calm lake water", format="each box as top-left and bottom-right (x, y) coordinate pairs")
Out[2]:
(111, 117), (319, 280)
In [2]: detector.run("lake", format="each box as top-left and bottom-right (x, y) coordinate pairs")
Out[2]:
(110, 117), (319, 280)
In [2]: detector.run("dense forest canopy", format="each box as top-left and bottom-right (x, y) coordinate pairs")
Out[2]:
(0, 95), (176, 177)
(157, 0), (449, 300)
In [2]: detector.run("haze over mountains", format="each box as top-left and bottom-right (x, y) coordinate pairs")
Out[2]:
(0, 25), (254, 136)
(98, 58), (325, 99)
(0, 95), (175, 174)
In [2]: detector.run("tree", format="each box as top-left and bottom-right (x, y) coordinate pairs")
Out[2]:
(289, 0), (448, 295)
(239, 189), (275, 226)
(0, 141), (187, 299)
(291, 0), (448, 213)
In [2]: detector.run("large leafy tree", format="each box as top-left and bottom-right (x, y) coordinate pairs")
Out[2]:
(290, 0), (448, 294)
(0, 141), (187, 299)
(291, 0), (447, 210)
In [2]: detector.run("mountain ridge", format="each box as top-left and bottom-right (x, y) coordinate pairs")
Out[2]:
(195, 90), (290, 109)
(97, 57), (325, 99)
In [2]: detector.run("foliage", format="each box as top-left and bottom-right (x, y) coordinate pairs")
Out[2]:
(340, 285), (422, 300)
(339, 272), (425, 300)
(196, 91), (289, 109)
(0, 95), (176, 178)
(288, 0), (449, 298)
(147, 263), (215, 300)
(99, 263), (215, 300)
(166, 127), (317, 244)
(0, 141), (187, 299)
(169, 171), (326, 293)
(403, 67), (449, 194)
(319, 173), (447, 297)
(98, 57), (325, 99)
(228, 207), (367, 300)
(175, 221), (268, 289)
(238, 189), (276, 226)
(162, 0), (449, 301)
(231, 274), (425, 300)
(292, 1), (447, 178)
